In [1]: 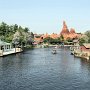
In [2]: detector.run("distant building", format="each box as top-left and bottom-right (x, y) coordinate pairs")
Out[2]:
(0, 40), (11, 52)
(60, 21), (80, 40)
(33, 21), (82, 44)
(0, 40), (22, 56)
(73, 43), (90, 60)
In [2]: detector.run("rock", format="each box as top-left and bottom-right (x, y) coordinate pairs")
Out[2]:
(60, 21), (69, 34)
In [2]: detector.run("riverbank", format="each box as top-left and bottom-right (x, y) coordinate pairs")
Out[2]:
(49, 44), (73, 47)
(70, 44), (90, 61)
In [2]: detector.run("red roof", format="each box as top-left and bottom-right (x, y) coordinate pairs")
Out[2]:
(80, 46), (90, 52)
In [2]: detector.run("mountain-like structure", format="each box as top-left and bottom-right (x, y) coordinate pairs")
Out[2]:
(60, 21), (69, 34)
(60, 21), (79, 40)
(34, 21), (81, 44)
(70, 28), (75, 33)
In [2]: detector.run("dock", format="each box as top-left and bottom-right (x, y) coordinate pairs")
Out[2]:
(0, 48), (23, 56)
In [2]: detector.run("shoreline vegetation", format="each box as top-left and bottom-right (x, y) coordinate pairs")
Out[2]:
(0, 22), (90, 59)
(0, 22), (34, 48)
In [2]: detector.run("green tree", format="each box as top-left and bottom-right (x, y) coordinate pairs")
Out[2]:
(60, 34), (64, 41)
(85, 30), (90, 43)
(13, 24), (18, 32)
(24, 27), (29, 32)
(79, 38), (86, 45)
(43, 37), (53, 44)
(66, 37), (73, 42)
(0, 22), (7, 36)
(85, 30), (90, 37)
(0, 22), (34, 47)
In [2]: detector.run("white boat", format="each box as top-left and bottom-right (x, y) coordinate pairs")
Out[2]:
(55, 45), (60, 49)
(52, 49), (57, 54)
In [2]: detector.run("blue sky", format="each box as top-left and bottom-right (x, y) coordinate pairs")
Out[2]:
(0, 0), (90, 34)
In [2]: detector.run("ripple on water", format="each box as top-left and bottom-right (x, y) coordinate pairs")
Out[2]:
(0, 48), (90, 90)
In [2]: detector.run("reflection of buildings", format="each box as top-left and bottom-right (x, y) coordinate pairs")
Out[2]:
(33, 21), (81, 44)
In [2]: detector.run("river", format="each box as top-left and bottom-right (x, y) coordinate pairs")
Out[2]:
(0, 47), (90, 90)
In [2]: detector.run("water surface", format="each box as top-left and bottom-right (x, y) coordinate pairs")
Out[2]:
(0, 47), (90, 90)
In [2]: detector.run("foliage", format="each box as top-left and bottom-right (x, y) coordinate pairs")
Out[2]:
(0, 22), (34, 47)
(88, 38), (90, 43)
(85, 30), (90, 43)
(60, 34), (64, 41)
(79, 38), (86, 45)
(85, 31), (90, 37)
(66, 37), (73, 42)
(43, 37), (53, 43)
(43, 35), (74, 45)
(43, 37), (61, 44)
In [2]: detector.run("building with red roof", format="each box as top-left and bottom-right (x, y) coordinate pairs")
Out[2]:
(60, 21), (80, 40)
(34, 21), (81, 45)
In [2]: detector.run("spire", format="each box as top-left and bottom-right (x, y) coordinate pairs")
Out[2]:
(60, 21), (69, 34)
(63, 21), (67, 28)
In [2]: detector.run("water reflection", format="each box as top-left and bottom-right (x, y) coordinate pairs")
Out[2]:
(0, 48), (90, 90)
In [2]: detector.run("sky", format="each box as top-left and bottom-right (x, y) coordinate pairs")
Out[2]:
(0, 0), (90, 34)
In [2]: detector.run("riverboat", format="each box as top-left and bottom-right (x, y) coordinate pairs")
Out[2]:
(52, 49), (57, 54)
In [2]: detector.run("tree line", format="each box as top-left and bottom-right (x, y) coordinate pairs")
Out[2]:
(0, 22), (34, 47)
(79, 30), (90, 45)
